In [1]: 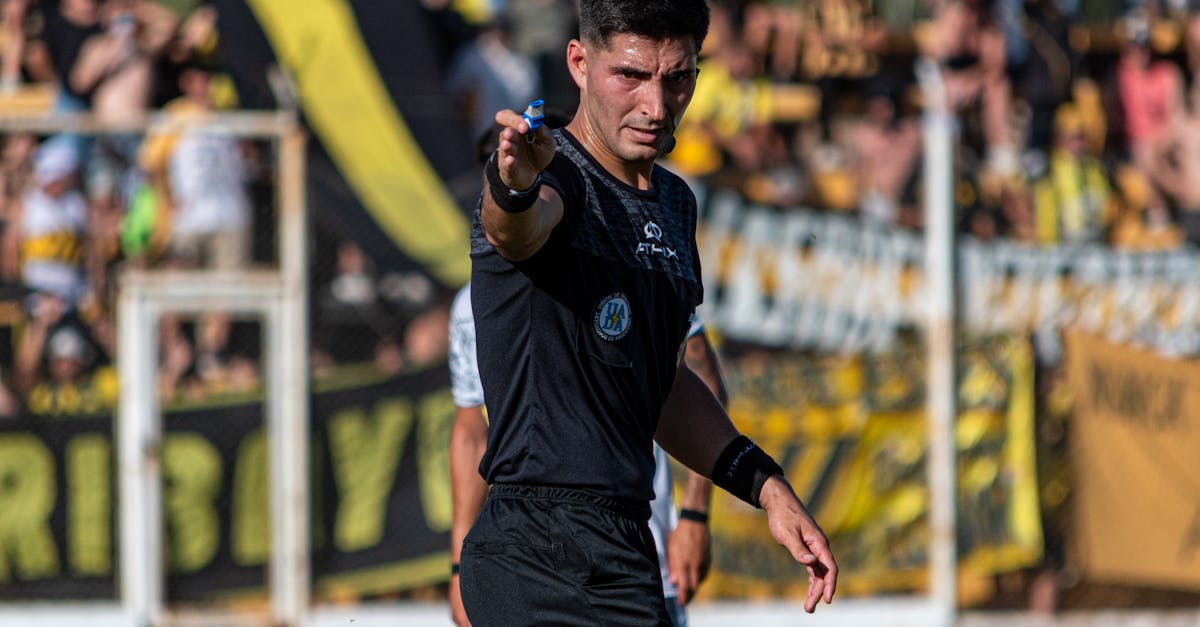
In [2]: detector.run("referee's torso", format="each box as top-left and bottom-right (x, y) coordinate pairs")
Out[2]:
(470, 128), (703, 501)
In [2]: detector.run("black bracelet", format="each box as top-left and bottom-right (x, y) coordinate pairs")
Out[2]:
(485, 153), (542, 213)
(451, 562), (460, 576)
(679, 508), (709, 524)
(711, 435), (783, 509)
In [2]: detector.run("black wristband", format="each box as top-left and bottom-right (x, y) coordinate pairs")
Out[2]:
(485, 153), (541, 213)
(451, 562), (460, 575)
(679, 508), (709, 524)
(711, 435), (783, 509)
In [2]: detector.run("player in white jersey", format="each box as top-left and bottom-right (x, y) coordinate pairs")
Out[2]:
(448, 284), (726, 627)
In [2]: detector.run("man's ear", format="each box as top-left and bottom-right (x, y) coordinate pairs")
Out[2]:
(566, 39), (588, 90)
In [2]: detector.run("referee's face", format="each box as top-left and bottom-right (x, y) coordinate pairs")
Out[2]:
(568, 33), (698, 175)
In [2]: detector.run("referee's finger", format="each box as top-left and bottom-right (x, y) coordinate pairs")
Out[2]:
(781, 532), (816, 565)
(683, 566), (697, 603)
(804, 572), (824, 613)
(493, 108), (528, 133)
(820, 550), (838, 603)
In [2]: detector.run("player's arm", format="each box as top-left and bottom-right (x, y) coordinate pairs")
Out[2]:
(449, 403), (487, 627)
(668, 464), (712, 605)
(655, 363), (837, 614)
(667, 332), (722, 604)
(685, 329), (728, 408)
(480, 109), (563, 262)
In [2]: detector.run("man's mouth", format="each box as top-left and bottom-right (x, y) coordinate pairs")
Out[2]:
(626, 127), (665, 143)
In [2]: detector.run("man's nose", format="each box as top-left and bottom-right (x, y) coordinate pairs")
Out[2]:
(640, 79), (667, 123)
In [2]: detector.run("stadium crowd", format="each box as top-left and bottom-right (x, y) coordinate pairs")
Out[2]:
(428, 0), (1200, 254)
(2, 0), (1197, 408)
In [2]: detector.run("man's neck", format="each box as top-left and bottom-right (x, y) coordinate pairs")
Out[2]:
(565, 115), (655, 190)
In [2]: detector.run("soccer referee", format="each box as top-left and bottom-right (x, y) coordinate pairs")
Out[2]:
(461, 1), (838, 624)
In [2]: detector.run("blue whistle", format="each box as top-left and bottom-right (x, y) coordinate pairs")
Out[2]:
(523, 99), (545, 132)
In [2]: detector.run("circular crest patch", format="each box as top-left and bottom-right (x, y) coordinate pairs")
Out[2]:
(593, 292), (632, 341)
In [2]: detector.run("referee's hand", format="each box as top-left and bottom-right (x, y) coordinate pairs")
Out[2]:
(759, 476), (838, 613)
(450, 572), (470, 626)
(492, 108), (555, 191)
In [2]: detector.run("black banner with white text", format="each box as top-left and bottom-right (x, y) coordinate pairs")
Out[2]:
(0, 365), (453, 602)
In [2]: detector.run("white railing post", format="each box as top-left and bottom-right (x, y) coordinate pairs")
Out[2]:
(271, 128), (311, 627)
(117, 289), (163, 627)
(916, 56), (958, 627)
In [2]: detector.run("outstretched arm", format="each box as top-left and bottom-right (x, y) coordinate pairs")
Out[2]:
(655, 364), (837, 613)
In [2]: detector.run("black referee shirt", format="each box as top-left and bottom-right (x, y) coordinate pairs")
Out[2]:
(470, 129), (703, 502)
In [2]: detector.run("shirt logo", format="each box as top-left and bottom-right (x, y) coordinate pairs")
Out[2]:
(593, 292), (632, 341)
(635, 220), (677, 259)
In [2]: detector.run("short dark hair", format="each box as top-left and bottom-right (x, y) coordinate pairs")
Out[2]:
(578, 0), (710, 53)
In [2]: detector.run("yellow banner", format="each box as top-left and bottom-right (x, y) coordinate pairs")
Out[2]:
(1065, 331), (1200, 589)
(695, 335), (1043, 599)
(247, 0), (469, 286)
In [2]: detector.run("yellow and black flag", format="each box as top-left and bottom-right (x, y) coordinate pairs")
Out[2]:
(225, 0), (477, 287)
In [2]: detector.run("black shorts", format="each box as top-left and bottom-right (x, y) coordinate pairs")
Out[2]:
(459, 484), (670, 626)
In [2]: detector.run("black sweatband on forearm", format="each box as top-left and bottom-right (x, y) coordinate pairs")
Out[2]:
(711, 435), (783, 509)
(485, 153), (542, 213)
(679, 508), (709, 524)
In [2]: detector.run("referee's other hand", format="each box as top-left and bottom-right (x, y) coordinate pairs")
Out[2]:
(759, 476), (838, 613)
(450, 572), (471, 626)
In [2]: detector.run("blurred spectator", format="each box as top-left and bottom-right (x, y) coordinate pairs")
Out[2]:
(998, 179), (1038, 241)
(402, 293), (451, 369)
(798, 0), (887, 139)
(316, 240), (394, 364)
(374, 335), (405, 375)
(1, 0), (30, 91)
(923, 0), (1017, 177)
(70, 0), (179, 295)
(743, 0), (803, 80)
(1116, 11), (1183, 169)
(15, 299), (116, 416)
(797, 0), (885, 81)
(1143, 93), (1200, 245)
(29, 0), (103, 115)
(1032, 104), (1112, 244)
(158, 316), (199, 401)
(1013, 0), (1080, 153)
(1109, 163), (1185, 250)
(140, 58), (252, 270)
(445, 13), (540, 139)
(800, 123), (857, 212)
(852, 77), (921, 226)
(157, 314), (262, 401)
(0, 132), (36, 220)
(1070, 78), (1107, 158)
(1, 138), (92, 308)
(70, 0), (176, 123)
